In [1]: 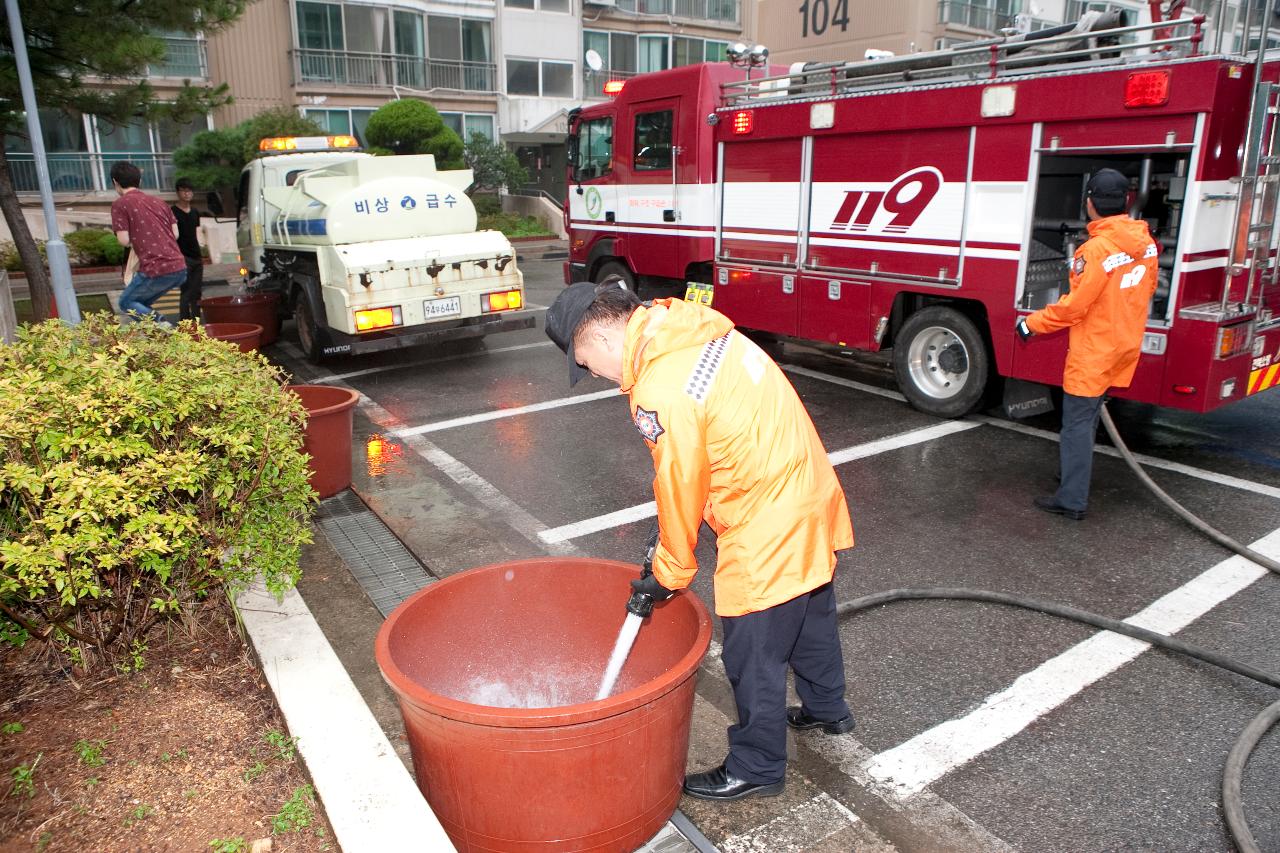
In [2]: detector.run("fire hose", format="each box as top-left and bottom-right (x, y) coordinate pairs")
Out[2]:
(833, 403), (1280, 853)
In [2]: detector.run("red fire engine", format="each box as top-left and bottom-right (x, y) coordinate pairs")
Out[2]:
(564, 10), (1280, 417)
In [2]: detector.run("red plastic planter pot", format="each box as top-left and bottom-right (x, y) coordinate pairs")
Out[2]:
(284, 384), (360, 499)
(375, 558), (712, 853)
(200, 322), (262, 353)
(200, 292), (281, 345)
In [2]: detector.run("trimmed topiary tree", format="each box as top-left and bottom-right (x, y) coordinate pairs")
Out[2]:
(364, 100), (464, 167)
(0, 315), (316, 669)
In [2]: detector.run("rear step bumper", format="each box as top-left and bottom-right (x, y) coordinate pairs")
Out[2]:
(320, 310), (537, 358)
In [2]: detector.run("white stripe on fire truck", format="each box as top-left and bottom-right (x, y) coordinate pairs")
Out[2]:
(808, 236), (1022, 261)
(865, 527), (1280, 798)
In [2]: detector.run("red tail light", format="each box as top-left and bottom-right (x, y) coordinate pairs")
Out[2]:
(732, 110), (754, 134)
(1124, 71), (1170, 108)
(603, 80), (625, 96)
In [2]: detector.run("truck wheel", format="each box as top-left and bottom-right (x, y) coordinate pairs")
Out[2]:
(594, 261), (635, 291)
(295, 293), (325, 365)
(892, 306), (989, 418)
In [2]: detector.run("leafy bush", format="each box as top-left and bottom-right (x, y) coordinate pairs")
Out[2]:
(364, 100), (463, 167)
(63, 229), (125, 267)
(463, 133), (528, 194)
(174, 110), (326, 191)
(477, 212), (554, 239)
(0, 240), (46, 273)
(0, 316), (316, 668)
(471, 194), (502, 217)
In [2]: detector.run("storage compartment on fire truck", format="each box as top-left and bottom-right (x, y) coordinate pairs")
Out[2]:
(1022, 153), (1189, 322)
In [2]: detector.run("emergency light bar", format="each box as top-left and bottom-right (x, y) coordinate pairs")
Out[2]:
(603, 80), (626, 96)
(259, 135), (361, 153)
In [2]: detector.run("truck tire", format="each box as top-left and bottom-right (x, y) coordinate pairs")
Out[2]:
(892, 306), (989, 418)
(295, 292), (325, 365)
(594, 261), (635, 291)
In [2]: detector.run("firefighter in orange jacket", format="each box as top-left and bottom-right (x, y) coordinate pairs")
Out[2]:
(1016, 168), (1159, 520)
(546, 279), (855, 802)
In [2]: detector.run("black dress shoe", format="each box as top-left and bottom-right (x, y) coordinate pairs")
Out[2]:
(682, 764), (784, 801)
(1033, 495), (1086, 521)
(786, 706), (856, 734)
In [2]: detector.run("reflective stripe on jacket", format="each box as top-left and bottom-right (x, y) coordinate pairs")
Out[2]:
(1026, 214), (1159, 398)
(620, 298), (854, 617)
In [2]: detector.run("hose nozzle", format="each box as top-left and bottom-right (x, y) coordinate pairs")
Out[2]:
(626, 590), (655, 618)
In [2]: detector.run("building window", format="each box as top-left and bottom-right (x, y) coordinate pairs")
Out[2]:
(672, 36), (729, 66)
(297, 1), (344, 50)
(507, 59), (575, 97)
(300, 107), (376, 145)
(441, 112), (497, 142)
(506, 0), (569, 10)
(638, 35), (668, 73)
(574, 116), (613, 180)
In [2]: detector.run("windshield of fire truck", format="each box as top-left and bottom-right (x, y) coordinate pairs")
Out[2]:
(574, 116), (613, 181)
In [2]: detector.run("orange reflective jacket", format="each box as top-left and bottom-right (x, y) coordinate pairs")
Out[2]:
(620, 299), (854, 617)
(1025, 215), (1159, 398)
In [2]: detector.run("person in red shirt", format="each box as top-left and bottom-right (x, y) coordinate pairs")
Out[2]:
(110, 161), (186, 323)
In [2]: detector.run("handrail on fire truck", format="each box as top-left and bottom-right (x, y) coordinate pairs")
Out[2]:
(719, 15), (1209, 106)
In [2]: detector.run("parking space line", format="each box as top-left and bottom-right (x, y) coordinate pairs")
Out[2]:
(310, 341), (556, 385)
(538, 421), (981, 544)
(394, 388), (622, 437)
(277, 343), (579, 557)
(785, 363), (1280, 502)
(975, 415), (1280, 502)
(864, 527), (1280, 798)
(719, 793), (862, 853)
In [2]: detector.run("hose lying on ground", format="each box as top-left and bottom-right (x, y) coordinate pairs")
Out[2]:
(833, 403), (1279, 852)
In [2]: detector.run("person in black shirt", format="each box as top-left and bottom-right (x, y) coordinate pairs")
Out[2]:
(171, 178), (205, 321)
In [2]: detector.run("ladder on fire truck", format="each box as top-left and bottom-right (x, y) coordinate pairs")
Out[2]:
(1229, 0), (1280, 317)
(720, 13), (1209, 106)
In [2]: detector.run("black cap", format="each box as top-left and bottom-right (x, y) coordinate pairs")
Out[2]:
(545, 281), (599, 386)
(1086, 169), (1129, 213)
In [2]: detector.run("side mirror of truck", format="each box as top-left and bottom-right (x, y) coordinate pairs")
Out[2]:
(206, 191), (225, 218)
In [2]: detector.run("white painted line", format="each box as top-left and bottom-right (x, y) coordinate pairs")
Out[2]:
(785, 363), (1280, 503)
(311, 340), (556, 385)
(864, 527), (1280, 798)
(540, 501), (658, 544)
(236, 579), (457, 852)
(782, 363), (907, 403)
(539, 421), (979, 544)
(975, 415), (1280, 502)
(720, 793), (860, 853)
(395, 388), (622, 437)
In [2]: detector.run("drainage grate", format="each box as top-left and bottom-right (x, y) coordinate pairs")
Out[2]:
(316, 490), (435, 617)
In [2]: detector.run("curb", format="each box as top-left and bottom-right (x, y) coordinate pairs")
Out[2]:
(236, 579), (456, 851)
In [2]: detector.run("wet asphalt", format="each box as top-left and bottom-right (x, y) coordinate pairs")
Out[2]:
(279, 257), (1280, 853)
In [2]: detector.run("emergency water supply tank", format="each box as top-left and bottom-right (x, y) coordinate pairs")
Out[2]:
(262, 154), (477, 246)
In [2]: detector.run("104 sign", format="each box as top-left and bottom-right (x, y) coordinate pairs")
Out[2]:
(798, 0), (850, 37)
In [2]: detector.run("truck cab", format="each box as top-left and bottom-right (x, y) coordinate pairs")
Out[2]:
(235, 135), (533, 362)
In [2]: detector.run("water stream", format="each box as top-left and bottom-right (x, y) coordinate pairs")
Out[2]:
(594, 611), (643, 701)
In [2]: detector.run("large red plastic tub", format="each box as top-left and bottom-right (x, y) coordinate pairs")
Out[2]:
(284, 384), (360, 499)
(375, 558), (712, 853)
(200, 292), (281, 345)
(200, 322), (262, 353)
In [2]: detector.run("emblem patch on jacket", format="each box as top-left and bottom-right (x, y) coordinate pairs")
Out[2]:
(1072, 256), (1086, 276)
(633, 406), (665, 443)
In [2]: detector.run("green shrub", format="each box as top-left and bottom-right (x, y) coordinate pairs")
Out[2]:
(0, 315), (316, 668)
(364, 100), (463, 167)
(63, 229), (125, 267)
(0, 240), (46, 273)
(471, 194), (502, 217)
(477, 212), (554, 239)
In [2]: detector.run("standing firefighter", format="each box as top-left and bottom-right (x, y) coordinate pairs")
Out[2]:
(545, 280), (855, 801)
(1016, 168), (1159, 520)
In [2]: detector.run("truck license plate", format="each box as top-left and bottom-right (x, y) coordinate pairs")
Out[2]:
(423, 296), (461, 319)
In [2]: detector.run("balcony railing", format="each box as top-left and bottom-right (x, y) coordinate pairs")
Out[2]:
(294, 49), (497, 92)
(615, 0), (740, 25)
(5, 153), (175, 194)
(583, 68), (638, 98)
(938, 1), (1011, 32)
(148, 37), (208, 79)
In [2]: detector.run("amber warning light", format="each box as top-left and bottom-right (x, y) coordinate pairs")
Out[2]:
(259, 135), (360, 152)
(732, 110), (754, 134)
(354, 306), (402, 332)
(603, 80), (626, 96)
(483, 289), (524, 313)
(1124, 71), (1170, 108)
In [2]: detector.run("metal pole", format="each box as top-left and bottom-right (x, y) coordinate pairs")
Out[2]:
(4, 0), (80, 324)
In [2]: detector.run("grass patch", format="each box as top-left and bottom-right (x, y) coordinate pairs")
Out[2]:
(477, 212), (554, 239)
(12, 293), (113, 325)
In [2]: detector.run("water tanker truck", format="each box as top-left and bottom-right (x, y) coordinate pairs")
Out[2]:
(232, 135), (534, 362)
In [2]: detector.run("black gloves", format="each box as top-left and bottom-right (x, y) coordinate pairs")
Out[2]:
(1015, 317), (1034, 341)
(627, 524), (673, 617)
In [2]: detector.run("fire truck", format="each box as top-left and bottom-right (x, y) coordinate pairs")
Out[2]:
(564, 9), (1280, 417)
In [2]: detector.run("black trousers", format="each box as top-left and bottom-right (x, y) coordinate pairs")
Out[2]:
(179, 258), (204, 321)
(1053, 391), (1106, 512)
(720, 580), (849, 784)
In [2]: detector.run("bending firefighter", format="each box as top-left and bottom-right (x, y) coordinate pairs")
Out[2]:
(1016, 168), (1159, 521)
(545, 279), (856, 801)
